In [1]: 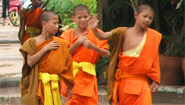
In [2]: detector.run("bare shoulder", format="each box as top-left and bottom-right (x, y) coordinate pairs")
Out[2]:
(34, 35), (42, 45)
(34, 35), (40, 40)
(126, 27), (133, 32)
(124, 27), (133, 37)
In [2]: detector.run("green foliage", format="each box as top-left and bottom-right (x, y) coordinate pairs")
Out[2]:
(96, 0), (184, 83)
(42, 0), (97, 30)
(176, 0), (184, 9)
(103, 0), (184, 57)
(159, 0), (185, 57)
(95, 40), (113, 84)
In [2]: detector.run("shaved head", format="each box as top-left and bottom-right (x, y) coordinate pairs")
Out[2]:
(41, 10), (58, 23)
(72, 4), (89, 15)
(136, 4), (153, 14)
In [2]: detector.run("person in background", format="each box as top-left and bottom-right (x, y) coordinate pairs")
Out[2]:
(1, 0), (10, 25)
(18, 0), (44, 45)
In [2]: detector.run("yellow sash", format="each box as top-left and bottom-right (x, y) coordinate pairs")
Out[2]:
(26, 26), (41, 38)
(73, 61), (96, 76)
(38, 73), (62, 105)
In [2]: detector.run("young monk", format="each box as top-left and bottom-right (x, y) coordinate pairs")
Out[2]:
(18, 0), (44, 45)
(88, 4), (162, 105)
(19, 10), (74, 105)
(60, 4), (110, 105)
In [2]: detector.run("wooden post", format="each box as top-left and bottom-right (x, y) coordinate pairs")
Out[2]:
(184, 0), (185, 25)
(153, 0), (160, 32)
(97, 0), (103, 30)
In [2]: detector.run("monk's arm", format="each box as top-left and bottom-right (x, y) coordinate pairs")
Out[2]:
(69, 41), (81, 54)
(27, 41), (60, 67)
(69, 34), (87, 54)
(92, 46), (110, 57)
(83, 40), (110, 57)
(27, 47), (47, 67)
(91, 29), (112, 40)
(18, 21), (22, 41)
(18, 10), (25, 44)
(151, 53), (160, 84)
(147, 53), (160, 92)
(88, 14), (112, 40)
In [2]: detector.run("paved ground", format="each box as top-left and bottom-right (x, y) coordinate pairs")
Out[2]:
(0, 1), (185, 104)
(0, 19), (22, 77)
(0, 0), (22, 77)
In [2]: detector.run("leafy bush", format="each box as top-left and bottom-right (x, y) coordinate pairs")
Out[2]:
(42, 0), (97, 30)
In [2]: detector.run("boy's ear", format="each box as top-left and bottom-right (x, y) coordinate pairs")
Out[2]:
(72, 15), (75, 22)
(42, 21), (47, 27)
(134, 12), (138, 19)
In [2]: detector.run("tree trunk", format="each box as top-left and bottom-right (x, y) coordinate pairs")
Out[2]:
(184, 0), (185, 25)
(153, 0), (160, 32)
(97, 0), (103, 29)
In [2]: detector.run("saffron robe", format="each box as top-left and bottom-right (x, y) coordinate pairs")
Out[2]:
(60, 27), (109, 105)
(18, 8), (44, 45)
(19, 37), (74, 105)
(107, 27), (162, 104)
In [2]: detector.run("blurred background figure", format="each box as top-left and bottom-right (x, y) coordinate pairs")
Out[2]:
(21, 0), (32, 9)
(2, 0), (10, 25)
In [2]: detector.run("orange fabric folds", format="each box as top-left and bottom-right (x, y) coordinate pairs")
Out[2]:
(60, 28), (109, 105)
(22, 8), (44, 44)
(107, 27), (162, 104)
(19, 38), (39, 105)
(112, 68), (148, 105)
(36, 37), (74, 104)
(25, 8), (44, 28)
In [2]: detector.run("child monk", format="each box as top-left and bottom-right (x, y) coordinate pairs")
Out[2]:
(88, 4), (162, 105)
(19, 10), (74, 105)
(60, 4), (110, 105)
(18, 0), (44, 45)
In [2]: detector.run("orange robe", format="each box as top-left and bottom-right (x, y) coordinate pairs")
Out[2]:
(111, 28), (162, 105)
(20, 37), (74, 105)
(19, 8), (44, 45)
(60, 27), (109, 105)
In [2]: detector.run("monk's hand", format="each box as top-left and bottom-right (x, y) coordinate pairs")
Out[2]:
(83, 39), (95, 49)
(77, 34), (87, 44)
(88, 13), (99, 29)
(150, 81), (159, 93)
(66, 87), (73, 100)
(44, 41), (60, 51)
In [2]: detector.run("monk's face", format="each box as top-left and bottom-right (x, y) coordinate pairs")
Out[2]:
(45, 15), (59, 35)
(31, 0), (41, 8)
(72, 10), (89, 29)
(134, 10), (154, 29)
